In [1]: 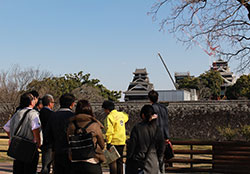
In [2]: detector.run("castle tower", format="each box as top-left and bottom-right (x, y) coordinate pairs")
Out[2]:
(124, 68), (154, 101)
(210, 59), (236, 96)
(210, 59), (236, 86)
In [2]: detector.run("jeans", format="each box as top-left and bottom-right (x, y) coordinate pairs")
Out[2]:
(109, 145), (124, 174)
(40, 147), (53, 174)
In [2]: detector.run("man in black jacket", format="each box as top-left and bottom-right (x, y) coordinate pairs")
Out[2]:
(148, 90), (171, 169)
(148, 90), (169, 140)
(44, 93), (76, 174)
(39, 94), (55, 174)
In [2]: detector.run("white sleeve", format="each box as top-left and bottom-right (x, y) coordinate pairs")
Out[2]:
(29, 110), (41, 130)
(3, 119), (11, 132)
(31, 116), (41, 130)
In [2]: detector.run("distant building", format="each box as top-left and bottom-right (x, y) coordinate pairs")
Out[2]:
(175, 72), (193, 84)
(210, 59), (236, 96)
(124, 68), (197, 102)
(157, 89), (198, 102)
(124, 68), (153, 101)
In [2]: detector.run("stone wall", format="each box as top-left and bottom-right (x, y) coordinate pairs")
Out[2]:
(1, 101), (250, 141)
(91, 100), (250, 140)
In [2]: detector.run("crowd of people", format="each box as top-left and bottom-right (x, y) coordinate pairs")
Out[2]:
(3, 89), (170, 174)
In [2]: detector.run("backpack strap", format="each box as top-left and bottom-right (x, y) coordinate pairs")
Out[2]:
(73, 120), (95, 134)
(83, 120), (95, 130)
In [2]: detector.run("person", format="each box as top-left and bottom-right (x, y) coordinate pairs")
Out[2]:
(30, 90), (39, 106)
(39, 94), (55, 174)
(148, 90), (170, 136)
(67, 99), (105, 174)
(126, 105), (165, 174)
(14, 90), (39, 113)
(35, 98), (43, 111)
(102, 100), (128, 174)
(3, 92), (42, 174)
(44, 93), (76, 174)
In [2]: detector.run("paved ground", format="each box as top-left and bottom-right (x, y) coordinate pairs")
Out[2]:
(0, 163), (196, 174)
(0, 163), (110, 174)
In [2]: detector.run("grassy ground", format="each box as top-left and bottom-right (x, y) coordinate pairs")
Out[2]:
(171, 144), (213, 169)
(0, 133), (12, 162)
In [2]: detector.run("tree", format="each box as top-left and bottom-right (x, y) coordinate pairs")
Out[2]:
(199, 70), (224, 99)
(149, 0), (250, 72)
(178, 70), (223, 99)
(178, 76), (200, 90)
(226, 74), (250, 99)
(27, 71), (122, 102)
(0, 65), (51, 119)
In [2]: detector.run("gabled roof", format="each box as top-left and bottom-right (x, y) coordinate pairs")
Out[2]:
(129, 84), (148, 91)
(133, 68), (147, 74)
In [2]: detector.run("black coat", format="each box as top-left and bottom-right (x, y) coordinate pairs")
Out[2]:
(39, 107), (53, 135)
(39, 107), (53, 147)
(152, 103), (169, 139)
(44, 109), (74, 154)
(126, 119), (165, 174)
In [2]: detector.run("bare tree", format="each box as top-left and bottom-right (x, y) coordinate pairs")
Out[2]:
(149, 0), (250, 72)
(0, 65), (52, 121)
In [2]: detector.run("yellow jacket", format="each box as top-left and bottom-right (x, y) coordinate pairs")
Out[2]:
(104, 110), (128, 145)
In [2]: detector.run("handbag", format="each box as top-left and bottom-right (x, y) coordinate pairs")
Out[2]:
(7, 109), (37, 163)
(68, 120), (96, 161)
(164, 140), (174, 160)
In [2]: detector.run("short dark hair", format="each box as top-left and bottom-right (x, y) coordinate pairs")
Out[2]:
(30, 90), (39, 98)
(102, 100), (115, 111)
(20, 92), (34, 108)
(59, 93), (75, 108)
(148, 90), (158, 103)
(140, 104), (156, 122)
(75, 100), (93, 116)
(42, 94), (54, 106)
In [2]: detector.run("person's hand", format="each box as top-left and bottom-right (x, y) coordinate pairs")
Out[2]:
(106, 143), (111, 150)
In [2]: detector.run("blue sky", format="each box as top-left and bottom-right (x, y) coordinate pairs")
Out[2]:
(0, 0), (236, 93)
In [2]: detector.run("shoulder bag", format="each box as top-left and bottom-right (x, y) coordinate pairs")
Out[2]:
(165, 140), (174, 160)
(7, 109), (38, 163)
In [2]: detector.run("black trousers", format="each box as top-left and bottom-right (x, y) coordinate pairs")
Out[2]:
(70, 162), (102, 174)
(13, 150), (39, 174)
(109, 145), (124, 174)
(54, 153), (71, 174)
(40, 147), (53, 174)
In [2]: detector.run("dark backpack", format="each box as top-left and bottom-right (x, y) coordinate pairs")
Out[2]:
(68, 120), (96, 161)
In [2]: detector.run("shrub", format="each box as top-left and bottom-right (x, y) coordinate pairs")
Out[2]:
(217, 125), (238, 141)
(239, 125), (250, 141)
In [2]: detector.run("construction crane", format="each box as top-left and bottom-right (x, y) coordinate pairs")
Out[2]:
(158, 52), (178, 90)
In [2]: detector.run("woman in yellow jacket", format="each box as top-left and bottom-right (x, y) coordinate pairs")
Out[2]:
(102, 100), (128, 174)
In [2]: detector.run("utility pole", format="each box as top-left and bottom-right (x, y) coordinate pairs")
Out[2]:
(158, 52), (177, 90)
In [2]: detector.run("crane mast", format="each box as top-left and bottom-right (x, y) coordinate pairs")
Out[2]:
(158, 53), (177, 90)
